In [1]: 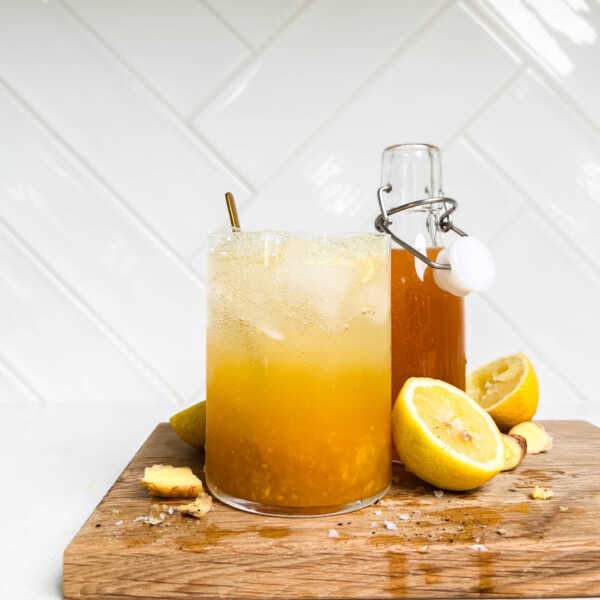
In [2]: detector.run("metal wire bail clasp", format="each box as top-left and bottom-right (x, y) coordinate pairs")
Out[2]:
(374, 184), (468, 271)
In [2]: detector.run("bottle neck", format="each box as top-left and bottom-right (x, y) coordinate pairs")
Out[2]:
(380, 144), (446, 249)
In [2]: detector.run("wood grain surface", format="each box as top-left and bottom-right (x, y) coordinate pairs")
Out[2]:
(63, 421), (600, 599)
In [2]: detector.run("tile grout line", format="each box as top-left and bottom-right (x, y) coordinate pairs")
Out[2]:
(186, 0), (314, 124)
(0, 217), (183, 405)
(186, 386), (207, 405)
(464, 132), (600, 286)
(57, 0), (190, 125)
(441, 65), (527, 152)
(238, 0), (456, 196)
(0, 76), (207, 292)
(448, 135), (530, 248)
(528, 72), (600, 144)
(465, 0), (600, 142)
(0, 353), (44, 404)
(458, 0), (522, 65)
(199, 0), (254, 50)
(56, 0), (255, 195)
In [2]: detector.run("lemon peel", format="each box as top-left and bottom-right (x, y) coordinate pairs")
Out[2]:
(169, 400), (206, 449)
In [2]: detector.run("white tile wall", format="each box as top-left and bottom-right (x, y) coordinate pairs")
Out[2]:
(469, 70), (600, 271)
(0, 223), (174, 404)
(0, 83), (208, 400)
(488, 209), (599, 402)
(0, 0), (249, 259)
(63, 0), (250, 118)
(480, 0), (600, 128)
(0, 0), (598, 408)
(193, 0), (448, 189)
(443, 137), (526, 243)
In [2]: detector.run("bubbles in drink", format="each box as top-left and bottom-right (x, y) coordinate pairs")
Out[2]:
(208, 231), (390, 333)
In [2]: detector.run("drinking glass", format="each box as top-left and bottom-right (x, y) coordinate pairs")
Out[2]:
(205, 230), (391, 517)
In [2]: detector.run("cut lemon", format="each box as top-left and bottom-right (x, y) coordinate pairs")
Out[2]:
(392, 377), (505, 491)
(467, 354), (539, 432)
(169, 400), (206, 449)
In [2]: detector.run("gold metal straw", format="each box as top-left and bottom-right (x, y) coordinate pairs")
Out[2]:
(225, 192), (240, 229)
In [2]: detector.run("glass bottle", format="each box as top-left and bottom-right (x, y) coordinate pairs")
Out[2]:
(379, 144), (466, 403)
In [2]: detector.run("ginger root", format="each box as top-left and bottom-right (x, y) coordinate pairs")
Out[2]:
(531, 485), (554, 500)
(508, 422), (552, 454)
(176, 492), (213, 519)
(140, 464), (203, 498)
(501, 433), (527, 471)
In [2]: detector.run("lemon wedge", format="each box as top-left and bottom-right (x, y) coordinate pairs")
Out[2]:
(392, 377), (505, 491)
(169, 400), (206, 449)
(467, 354), (539, 432)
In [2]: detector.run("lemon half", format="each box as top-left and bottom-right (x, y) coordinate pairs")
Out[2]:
(393, 377), (505, 491)
(467, 354), (539, 432)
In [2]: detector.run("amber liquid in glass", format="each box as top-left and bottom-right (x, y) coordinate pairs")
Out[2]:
(205, 233), (391, 516)
(391, 247), (465, 405)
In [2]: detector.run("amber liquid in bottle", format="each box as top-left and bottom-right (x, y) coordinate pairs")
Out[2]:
(391, 247), (465, 404)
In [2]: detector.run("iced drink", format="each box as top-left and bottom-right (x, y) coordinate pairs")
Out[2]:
(205, 231), (391, 516)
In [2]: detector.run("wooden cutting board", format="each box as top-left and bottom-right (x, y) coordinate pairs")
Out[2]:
(63, 421), (600, 599)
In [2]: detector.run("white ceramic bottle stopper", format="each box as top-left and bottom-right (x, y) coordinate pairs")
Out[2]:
(433, 236), (495, 297)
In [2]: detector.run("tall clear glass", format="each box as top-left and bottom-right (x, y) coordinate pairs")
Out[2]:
(205, 230), (391, 517)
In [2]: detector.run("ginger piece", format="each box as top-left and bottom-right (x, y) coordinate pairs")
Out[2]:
(176, 492), (213, 519)
(508, 422), (552, 454)
(140, 464), (203, 498)
(531, 485), (554, 500)
(501, 433), (527, 471)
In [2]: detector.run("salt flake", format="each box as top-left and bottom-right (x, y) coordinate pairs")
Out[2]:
(133, 515), (163, 526)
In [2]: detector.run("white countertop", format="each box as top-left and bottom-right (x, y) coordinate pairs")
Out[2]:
(2, 403), (599, 600)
